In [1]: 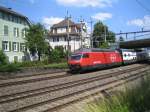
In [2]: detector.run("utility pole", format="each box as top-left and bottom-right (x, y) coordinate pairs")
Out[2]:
(80, 17), (84, 49)
(88, 18), (94, 48)
(67, 11), (71, 60)
(104, 26), (107, 42)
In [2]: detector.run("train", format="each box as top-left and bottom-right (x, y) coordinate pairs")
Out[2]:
(68, 48), (150, 72)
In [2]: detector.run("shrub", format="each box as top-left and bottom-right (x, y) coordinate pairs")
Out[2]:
(0, 50), (8, 65)
(0, 63), (21, 72)
(49, 49), (62, 63)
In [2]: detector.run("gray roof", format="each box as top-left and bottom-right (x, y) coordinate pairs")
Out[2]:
(52, 19), (76, 28)
(0, 5), (31, 24)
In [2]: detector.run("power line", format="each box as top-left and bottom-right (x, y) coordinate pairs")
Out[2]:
(136, 0), (150, 13)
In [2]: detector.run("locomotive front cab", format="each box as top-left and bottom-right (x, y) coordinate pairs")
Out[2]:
(68, 53), (83, 71)
(68, 53), (90, 71)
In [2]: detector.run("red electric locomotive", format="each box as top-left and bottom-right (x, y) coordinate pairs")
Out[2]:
(68, 48), (123, 72)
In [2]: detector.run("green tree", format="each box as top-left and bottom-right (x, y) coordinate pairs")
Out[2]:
(54, 46), (66, 58)
(0, 50), (8, 65)
(49, 46), (67, 62)
(49, 49), (61, 62)
(93, 21), (115, 48)
(25, 23), (49, 61)
(100, 42), (109, 48)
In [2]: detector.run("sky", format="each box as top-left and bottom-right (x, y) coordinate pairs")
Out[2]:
(0, 0), (150, 34)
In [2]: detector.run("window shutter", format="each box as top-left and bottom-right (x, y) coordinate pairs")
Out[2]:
(14, 28), (15, 37)
(2, 41), (4, 51)
(17, 42), (19, 52)
(12, 42), (14, 51)
(20, 43), (22, 51)
(17, 28), (19, 37)
(9, 42), (11, 51)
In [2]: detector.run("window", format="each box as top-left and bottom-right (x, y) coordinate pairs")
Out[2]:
(75, 38), (80, 41)
(53, 37), (59, 42)
(14, 27), (19, 37)
(2, 12), (5, 19)
(83, 53), (89, 58)
(64, 37), (67, 41)
(9, 15), (13, 21)
(13, 42), (18, 51)
(4, 25), (8, 36)
(71, 54), (82, 60)
(124, 54), (127, 57)
(14, 16), (18, 23)
(22, 56), (26, 61)
(20, 43), (26, 52)
(22, 29), (26, 38)
(2, 41), (9, 51)
(0, 12), (2, 18)
(14, 56), (18, 62)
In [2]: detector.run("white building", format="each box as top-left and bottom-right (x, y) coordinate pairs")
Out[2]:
(48, 19), (90, 52)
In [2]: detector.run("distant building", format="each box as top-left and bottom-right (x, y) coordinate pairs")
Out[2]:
(0, 6), (30, 62)
(48, 19), (90, 52)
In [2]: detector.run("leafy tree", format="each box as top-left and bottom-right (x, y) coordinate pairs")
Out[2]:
(54, 46), (66, 58)
(25, 23), (49, 61)
(93, 21), (115, 48)
(0, 50), (8, 65)
(100, 42), (109, 48)
(49, 49), (61, 62)
(49, 46), (67, 62)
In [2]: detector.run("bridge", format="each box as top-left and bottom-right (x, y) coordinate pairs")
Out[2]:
(115, 30), (150, 49)
(119, 38), (150, 48)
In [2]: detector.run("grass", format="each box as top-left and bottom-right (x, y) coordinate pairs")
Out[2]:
(86, 75), (150, 112)
(43, 62), (68, 69)
(0, 61), (68, 73)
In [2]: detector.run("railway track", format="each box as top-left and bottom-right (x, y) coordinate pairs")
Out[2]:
(0, 71), (69, 87)
(0, 65), (146, 103)
(0, 64), (146, 97)
(0, 64), (145, 86)
(0, 69), (68, 80)
(0, 64), (149, 112)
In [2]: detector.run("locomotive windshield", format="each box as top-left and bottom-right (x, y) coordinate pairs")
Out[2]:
(71, 54), (82, 60)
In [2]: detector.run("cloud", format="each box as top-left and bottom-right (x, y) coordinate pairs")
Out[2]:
(56, 0), (116, 7)
(92, 12), (112, 21)
(42, 17), (64, 29)
(127, 15), (150, 28)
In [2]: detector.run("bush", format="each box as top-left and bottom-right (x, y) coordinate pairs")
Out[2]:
(0, 50), (8, 65)
(48, 46), (67, 63)
(49, 49), (62, 62)
(0, 63), (21, 72)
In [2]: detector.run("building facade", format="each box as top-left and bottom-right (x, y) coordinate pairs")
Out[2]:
(0, 6), (30, 62)
(48, 19), (90, 52)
